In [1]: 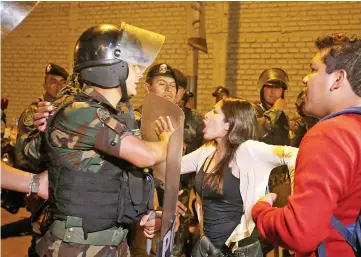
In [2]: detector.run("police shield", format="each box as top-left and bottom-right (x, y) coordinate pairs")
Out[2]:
(141, 94), (184, 257)
(1, 1), (39, 37)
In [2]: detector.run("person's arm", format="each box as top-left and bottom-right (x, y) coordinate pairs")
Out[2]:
(180, 148), (200, 174)
(1, 163), (48, 199)
(252, 132), (350, 253)
(195, 193), (204, 235)
(94, 115), (174, 168)
(257, 98), (288, 137)
(246, 140), (298, 186)
(15, 104), (46, 169)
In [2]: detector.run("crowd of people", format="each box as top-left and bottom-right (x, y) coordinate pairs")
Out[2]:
(1, 21), (361, 257)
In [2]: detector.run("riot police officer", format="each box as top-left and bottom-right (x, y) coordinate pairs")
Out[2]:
(253, 68), (291, 257)
(10, 63), (68, 257)
(15, 63), (69, 175)
(35, 23), (171, 257)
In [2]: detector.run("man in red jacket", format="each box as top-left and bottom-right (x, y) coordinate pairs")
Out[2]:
(252, 33), (361, 257)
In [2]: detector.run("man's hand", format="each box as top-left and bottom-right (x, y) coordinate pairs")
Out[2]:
(140, 212), (162, 239)
(272, 98), (287, 111)
(257, 193), (277, 206)
(38, 170), (49, 200)
(33, 101), (54, 132)
(176, 190), (187, 216)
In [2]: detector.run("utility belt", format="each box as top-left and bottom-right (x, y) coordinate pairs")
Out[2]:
(49, 217), (128, 246)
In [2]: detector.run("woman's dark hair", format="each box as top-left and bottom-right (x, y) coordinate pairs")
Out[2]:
(204, 97), (258, 194)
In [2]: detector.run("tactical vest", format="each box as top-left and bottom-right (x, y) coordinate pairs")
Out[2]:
(45, 93), (154, 237)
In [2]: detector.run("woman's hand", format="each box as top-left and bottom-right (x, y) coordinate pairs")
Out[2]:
(155, 116), (175, 143)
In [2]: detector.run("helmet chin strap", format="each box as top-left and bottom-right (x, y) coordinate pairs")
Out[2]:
(120, 82), (137, 130)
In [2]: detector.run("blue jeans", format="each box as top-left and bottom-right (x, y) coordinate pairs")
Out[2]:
(232, 241), (262, 257)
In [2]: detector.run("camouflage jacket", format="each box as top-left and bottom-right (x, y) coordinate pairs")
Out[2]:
(14, 92), (56, 172)
(22, 86), (81, 166)
(182, 107), (204, 155)
(254, 102), (290, 146)
(289, 115), (318, 147)
(47, 85), (131, 173)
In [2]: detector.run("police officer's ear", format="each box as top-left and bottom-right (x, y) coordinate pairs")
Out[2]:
(144, 82), (151, 94)
(330, 69), (347, 92)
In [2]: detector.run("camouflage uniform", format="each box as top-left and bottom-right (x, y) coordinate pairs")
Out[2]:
(254, 102), (290, 205)
(182, 106), (204, 155)
(15, 92), (54, 173)
(254, 102), (291, 257)
(36, 231), (130, 257)
(22, 85), (81, 165)
(289, 115), (318, 147)
(35, 85), (134, 257)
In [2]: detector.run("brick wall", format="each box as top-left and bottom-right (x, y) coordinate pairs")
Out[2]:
(2, 1), (361, 124)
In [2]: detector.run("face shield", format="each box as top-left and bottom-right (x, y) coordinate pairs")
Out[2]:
(115, 22), (165, 72)
(1, 1), (39, 37)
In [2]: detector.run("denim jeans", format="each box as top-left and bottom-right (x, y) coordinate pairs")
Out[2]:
(232, 241), (262, 257)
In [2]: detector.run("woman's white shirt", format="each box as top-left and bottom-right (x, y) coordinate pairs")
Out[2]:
(180, 140), (298, 250)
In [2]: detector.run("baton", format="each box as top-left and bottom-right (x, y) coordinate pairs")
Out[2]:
(146, 210), (163, 255)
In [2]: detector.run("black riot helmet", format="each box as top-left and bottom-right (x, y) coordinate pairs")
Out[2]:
(73, 23), (165, 90)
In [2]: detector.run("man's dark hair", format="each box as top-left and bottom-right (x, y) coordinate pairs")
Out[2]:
(315, 33), (361, 96)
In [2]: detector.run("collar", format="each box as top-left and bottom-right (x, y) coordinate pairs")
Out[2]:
(82, 85), (123, 113)
(320, 106), (361, 122)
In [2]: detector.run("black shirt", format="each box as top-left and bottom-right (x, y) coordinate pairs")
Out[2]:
(195, 160), (243, 248)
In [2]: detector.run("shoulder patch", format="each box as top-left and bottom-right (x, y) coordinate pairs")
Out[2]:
(22, 108), (35, 127)
(97, 108), (111, 123)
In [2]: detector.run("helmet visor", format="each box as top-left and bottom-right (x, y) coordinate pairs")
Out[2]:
(115, 22), (165, 69)
(1, 1), (39, 37)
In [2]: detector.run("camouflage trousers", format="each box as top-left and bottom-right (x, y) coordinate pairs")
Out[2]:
(36, 230), (130, 257)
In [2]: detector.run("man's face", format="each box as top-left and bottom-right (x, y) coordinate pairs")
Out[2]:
(262, 82), (284, 106)
(145, 76), (177, 102)
(44, 74), (67, 98)
(302, 51), (334, 118)
(186, 97), (195, 109)
(126, 63), (144, 97)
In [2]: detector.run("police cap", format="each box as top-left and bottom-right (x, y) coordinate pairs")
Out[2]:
(182, 91), (194, 103)
(45, 63), (69, 80)
(173, 68), (187, 89)
(146, 63), (177, 81)
(212, 86), (230, 97)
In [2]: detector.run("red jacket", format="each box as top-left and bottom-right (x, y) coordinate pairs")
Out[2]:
(252, 114), (361, 257)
